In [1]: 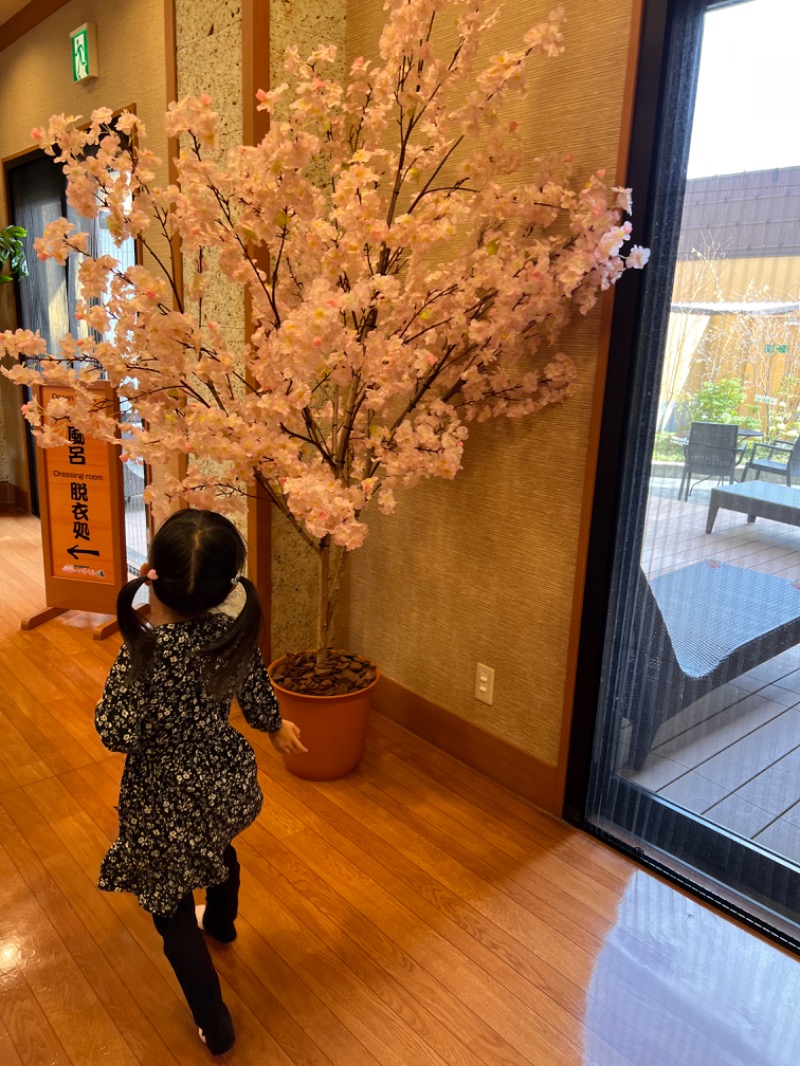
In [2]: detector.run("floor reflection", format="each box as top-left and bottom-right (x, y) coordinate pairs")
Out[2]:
(585, 871), (800, 1065)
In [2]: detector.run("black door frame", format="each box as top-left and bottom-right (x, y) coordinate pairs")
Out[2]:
(4, 147), (71, 518)
(564, 0), (800, 954)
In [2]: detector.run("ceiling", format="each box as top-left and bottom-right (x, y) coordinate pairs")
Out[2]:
(0, 0), (31, 26)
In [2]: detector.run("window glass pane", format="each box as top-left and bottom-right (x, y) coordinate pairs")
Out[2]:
(8, 155), (69, 358)
(586, 0), (800, 942)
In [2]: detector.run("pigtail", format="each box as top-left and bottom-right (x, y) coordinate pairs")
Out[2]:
(201, 575), (264, 698)
(117, 575), (155, 681)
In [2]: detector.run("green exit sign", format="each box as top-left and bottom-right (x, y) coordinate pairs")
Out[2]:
(70, 23), (98, 82)
(765, 344), (788, 353)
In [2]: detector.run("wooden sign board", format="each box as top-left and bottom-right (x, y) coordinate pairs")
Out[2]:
(28, 383), (127, 621)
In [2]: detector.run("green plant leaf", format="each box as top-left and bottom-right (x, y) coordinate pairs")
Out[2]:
(0, 223), (28, 282)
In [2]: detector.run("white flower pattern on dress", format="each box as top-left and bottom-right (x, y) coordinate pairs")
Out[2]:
(95, 617), (281, 916)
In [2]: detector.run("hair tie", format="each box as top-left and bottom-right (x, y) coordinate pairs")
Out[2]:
(146, 569), (158, 582)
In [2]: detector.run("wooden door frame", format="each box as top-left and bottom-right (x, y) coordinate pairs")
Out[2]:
(242, 0), (273, 653)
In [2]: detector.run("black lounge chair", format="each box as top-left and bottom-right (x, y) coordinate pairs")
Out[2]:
(626, 561), (800, 770)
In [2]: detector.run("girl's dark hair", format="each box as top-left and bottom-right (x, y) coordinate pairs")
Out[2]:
(117, 509), (263, 698)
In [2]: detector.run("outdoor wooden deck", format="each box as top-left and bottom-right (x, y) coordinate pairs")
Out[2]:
(628, 478), (800, 867)
(643, 478), (800, 581)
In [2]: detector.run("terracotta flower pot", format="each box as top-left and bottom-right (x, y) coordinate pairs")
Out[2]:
(268, 657), (380, 781)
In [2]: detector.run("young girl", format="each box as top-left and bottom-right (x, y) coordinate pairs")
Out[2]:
(94, 509), (306, 1055)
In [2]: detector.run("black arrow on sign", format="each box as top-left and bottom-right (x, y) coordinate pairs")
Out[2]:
(67, 545), (100, 559)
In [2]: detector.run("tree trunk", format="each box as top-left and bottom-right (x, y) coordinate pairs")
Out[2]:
(316, 536), (330, 667)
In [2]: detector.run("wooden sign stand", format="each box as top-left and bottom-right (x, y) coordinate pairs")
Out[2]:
(22, 383), (133, 640)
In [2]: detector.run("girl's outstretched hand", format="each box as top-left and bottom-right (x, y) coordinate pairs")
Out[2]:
(269, 720), (308, 755)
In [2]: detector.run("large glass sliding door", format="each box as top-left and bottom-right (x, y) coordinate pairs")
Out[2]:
(574, 0), (800, 947)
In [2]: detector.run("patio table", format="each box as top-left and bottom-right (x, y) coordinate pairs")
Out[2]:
(670, 428), (762, 448)
(706, 481), (800, 534)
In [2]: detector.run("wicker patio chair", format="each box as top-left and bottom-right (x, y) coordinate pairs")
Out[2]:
(743, 436), (800, 487)
(677, 421), (746, 501)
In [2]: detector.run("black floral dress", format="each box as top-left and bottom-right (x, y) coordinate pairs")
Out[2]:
(95, 617), (282, 917)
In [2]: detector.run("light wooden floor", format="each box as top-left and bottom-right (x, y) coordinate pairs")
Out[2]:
(1, 508), (797, 1065)
(0, 509), (626, 1065)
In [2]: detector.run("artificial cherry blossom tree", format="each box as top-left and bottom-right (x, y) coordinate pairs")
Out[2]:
(1, 0), (647, 672)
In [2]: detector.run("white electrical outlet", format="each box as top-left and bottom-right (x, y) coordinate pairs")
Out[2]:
(475, 662), (494, 705)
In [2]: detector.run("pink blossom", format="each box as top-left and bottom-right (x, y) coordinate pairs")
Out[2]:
(627, 245), (650, 269)
(1, 329), (48, 359)
(0, 0), (647, 658)
(115, 111), (143, 137)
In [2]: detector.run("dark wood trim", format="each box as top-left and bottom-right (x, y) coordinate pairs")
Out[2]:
(242, 0), (270, 148)
(164, 0), (178, 115)
(2, 144), (46, 171)
(0, 480), (16, 505)
(556, 0), (646, 813)
(163, 0), (181, 285)
(242, 0), (273, 652)
(161, 0), (185, 532)
(12, 480), (29, 511)
(1, 152), (25, 317)
(0, 0), (70, 51)
(373, 675), (561, 815)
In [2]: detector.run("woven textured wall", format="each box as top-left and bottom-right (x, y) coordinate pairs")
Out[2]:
(338, 0), (637, 765)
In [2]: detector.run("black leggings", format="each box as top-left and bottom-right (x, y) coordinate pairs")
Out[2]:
(152, 844), (239, 1031)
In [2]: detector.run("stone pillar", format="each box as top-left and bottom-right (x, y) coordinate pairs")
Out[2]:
(174, 0), (347, 659)
(266, 0), (347, 660)
(174, 1), (245, 341)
